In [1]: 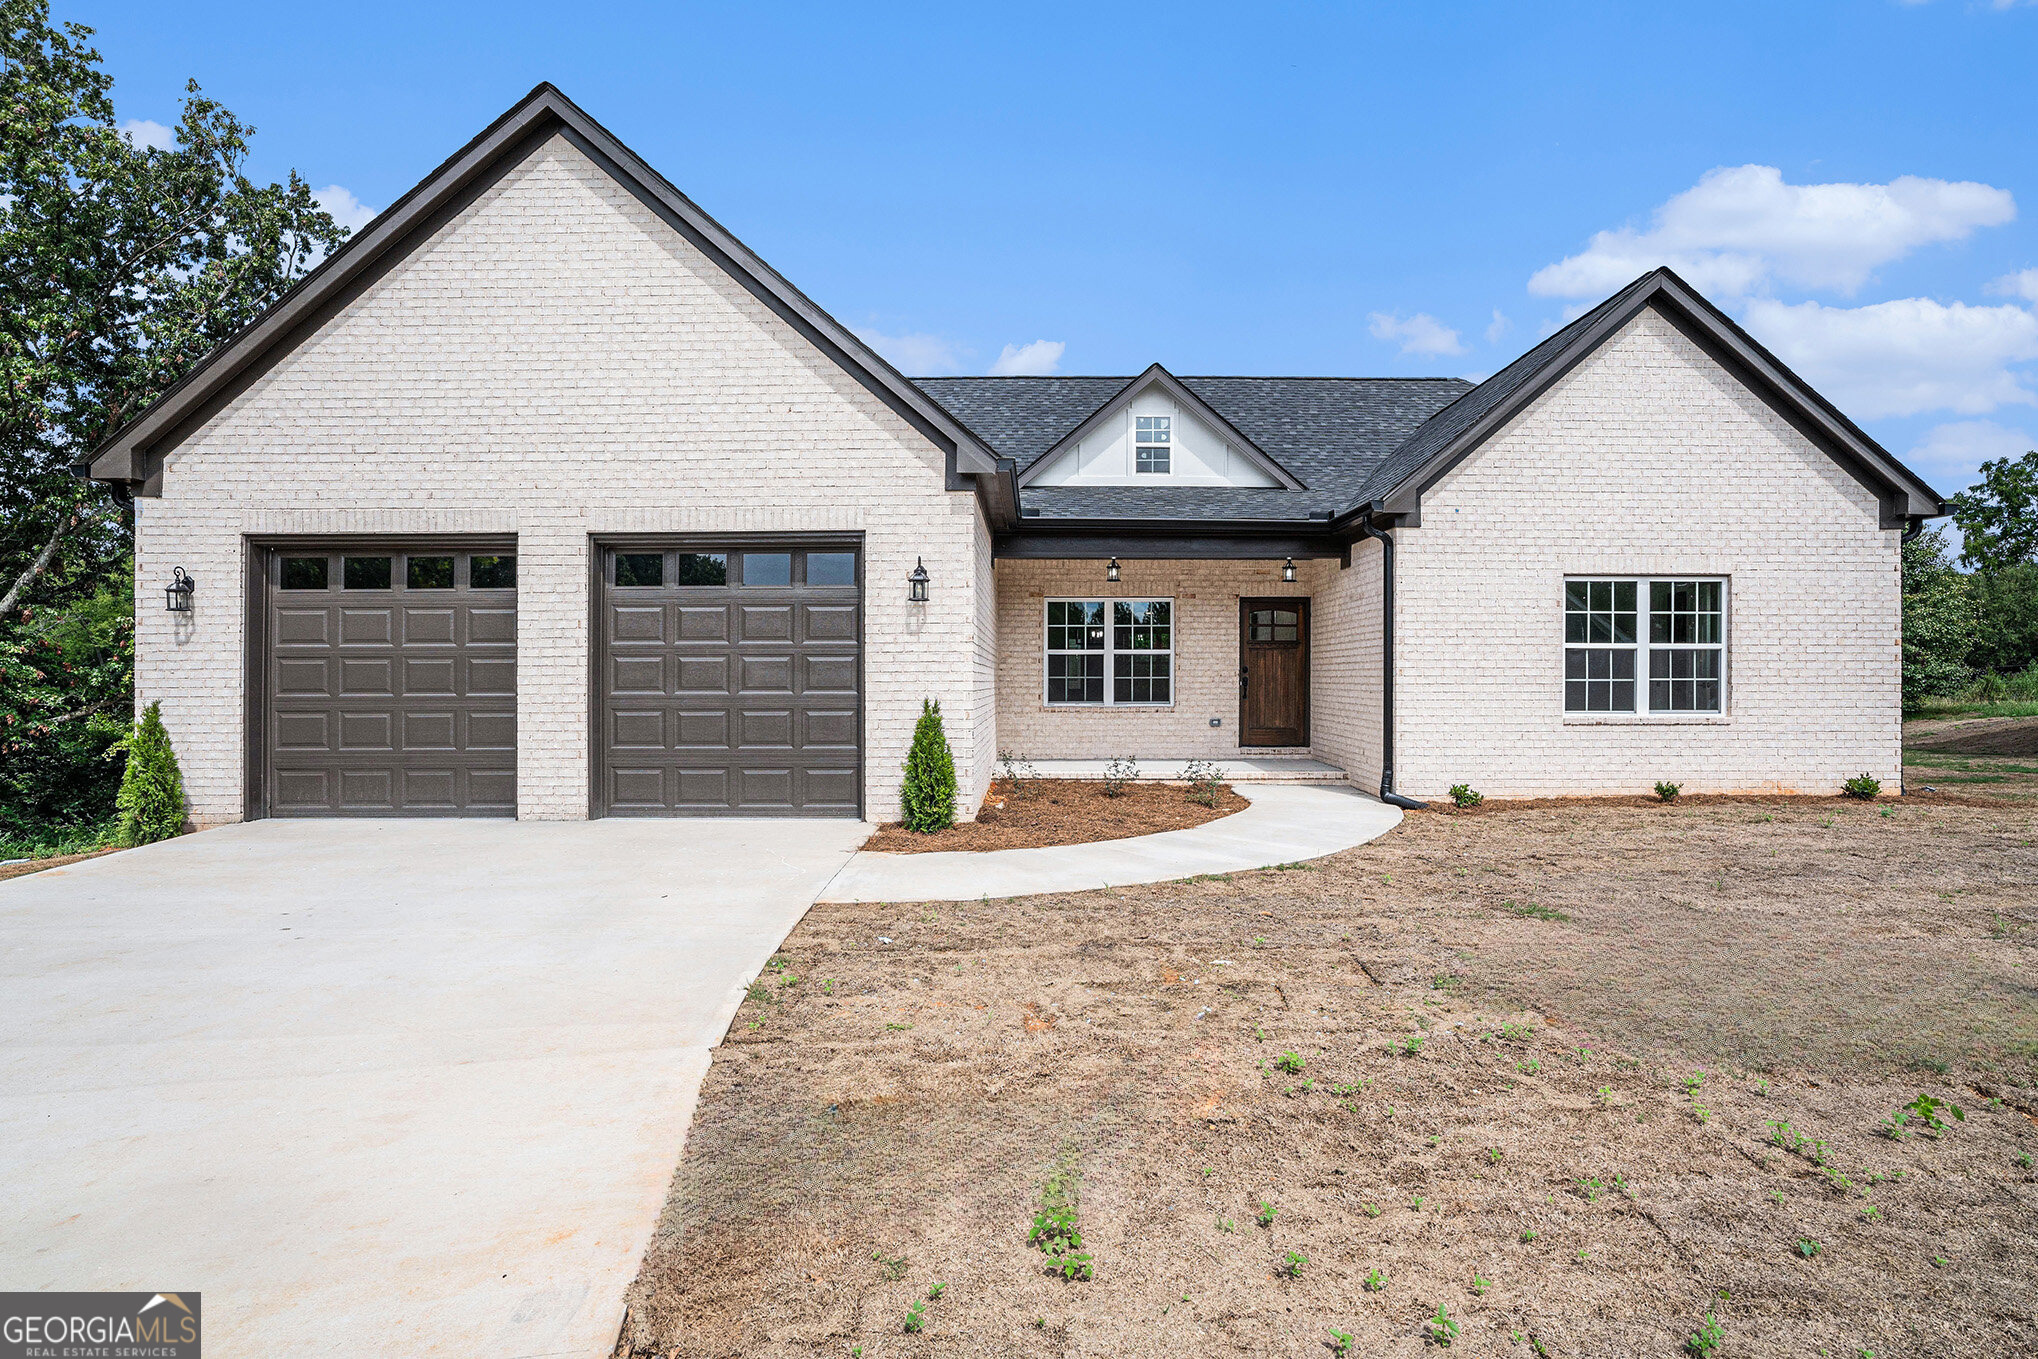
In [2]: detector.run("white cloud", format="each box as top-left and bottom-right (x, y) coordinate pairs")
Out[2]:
(1528, 165), (2015, 299)
(1484, 309), (1511, 344)
(1906, 419), (2035, 493)
(119, 118), (174, 151)
(1988, 267), (2038, 303)
(1741, 296), (2038, 418)
(313, 185), (379, 235)
(1368, 311), (1465, 357)
(989, 339), (1066, 376)
(852, 328), (965, 375)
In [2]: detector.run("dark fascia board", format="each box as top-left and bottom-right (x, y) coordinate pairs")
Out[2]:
(88, 83), (1004, 499)
(1370, 269), (1946, 530)
(997, 519), (1343, 561)
(1014, 363), (1307, 490)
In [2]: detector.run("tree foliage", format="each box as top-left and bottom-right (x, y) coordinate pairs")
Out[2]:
(0, 0), (346, 831)
(900, 699), (958, 833)
(1900, 526), (1976, 707)
(1948, 450), (2038, 575)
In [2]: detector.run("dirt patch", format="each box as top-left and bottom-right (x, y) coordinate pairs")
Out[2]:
(863, 780), (1248, 853)
(622, 798), (2038, 1358)
(0, 847), (122, 882)
(1909, 715), (2038, 758)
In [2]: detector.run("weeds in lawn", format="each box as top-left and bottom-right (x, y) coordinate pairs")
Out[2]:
(903, 1301), (926, 1333)
(1216, 1217), (1234, 1233)
(1029, 1157), (1093, 1282)
(1693, 1102), (1713, 1125)
(1577, 1176), (1603, 1202)
(927, 1282), (946, 1300)
(1402, 1034), (1424, 1056)
(1363, 1267), (1386, 1291)
(1902, 1092), (1965, 1135)
(1683, 1071), (1707, 1095)
(1329, 1326), (1354, 1354)
(1426, 1303), (1461, 1346)
(1256, 1200), (1277, 1227)
(1686, 1312), (1725, 1356)
(1279, 1249), (1308, 1278)
(870, 1250), (907, 1280)
(2014, 1151), (2032, 1169)
(1275, 1050), (1306, 1074)
(1518, 1057), (1542, 1074)
(1470, 1272), (1492, 1296)
(1363, 1202), (1381, 1218)
(1596, 1085), (1613, 1107)
(1500, 898), (1571, 922)
(1521, 1227), (1538, 1242)
(1796, 1238), (1824, 1258)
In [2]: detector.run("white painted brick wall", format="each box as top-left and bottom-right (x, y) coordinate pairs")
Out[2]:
(1309, 536), (1385, 791)
(992, 557), (1328, 762)
(1394, 309), (1903, 798)
(134, 135), (989, 825)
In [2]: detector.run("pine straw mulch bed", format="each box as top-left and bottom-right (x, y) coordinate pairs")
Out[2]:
(862, 779), (1249, 854)
(619, 794), (2038, 1358)
(0, 846), (124, 883)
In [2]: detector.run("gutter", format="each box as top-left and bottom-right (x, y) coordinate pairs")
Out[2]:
(1354, 513), (1427, 811)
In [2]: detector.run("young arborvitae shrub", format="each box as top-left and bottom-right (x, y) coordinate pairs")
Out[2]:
(1449, 783), (1483, 809)
(900, 699), (958, 833)
(1843, 772), (1882, 800)
(1102, 755), (1138, 798)
(115, 701), (186, 846)
(1654, 781), (1682, 803)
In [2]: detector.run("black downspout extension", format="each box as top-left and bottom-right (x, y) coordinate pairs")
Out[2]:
(1355, 515), (1428, 811)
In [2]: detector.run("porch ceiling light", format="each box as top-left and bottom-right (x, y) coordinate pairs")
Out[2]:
(1281, 557), (1297, 584)
(1106, 556), (1121, 583)
(907, 557), (930, 604)
(164, 566), (196, 613)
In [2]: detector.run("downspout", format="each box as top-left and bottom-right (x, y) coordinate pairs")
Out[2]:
(1355, 513), (1427, 811)
(1898, 515), (1925, 796)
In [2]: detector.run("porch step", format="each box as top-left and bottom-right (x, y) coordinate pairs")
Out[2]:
(1022, 757), (1348, 785)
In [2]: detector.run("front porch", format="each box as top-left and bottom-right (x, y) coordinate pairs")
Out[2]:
(1024, 756), (1350, 784)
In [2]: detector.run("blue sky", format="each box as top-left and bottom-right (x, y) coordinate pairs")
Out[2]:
(79, 0), (2038, 501)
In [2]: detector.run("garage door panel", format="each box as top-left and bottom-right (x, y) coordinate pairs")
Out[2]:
(599, 543), (860, 817)
(468, 608), (517, 645)
(275, 609), (331, 645)
(262, 545), (516, 818)
(804, 604), (858, 642)
(339, 609), (394, 645)
(611, 605), (665, 643)
(339, 658), (395, 696)
(402, 608), (457, 645)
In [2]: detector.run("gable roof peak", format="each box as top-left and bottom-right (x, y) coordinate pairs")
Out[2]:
(1013, 363), (1308, 490)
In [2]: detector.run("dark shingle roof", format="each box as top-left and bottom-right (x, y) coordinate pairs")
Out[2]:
(913, 375), (1471, 521)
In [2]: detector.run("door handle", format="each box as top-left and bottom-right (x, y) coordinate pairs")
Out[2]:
(1239, 664), (1248, 696)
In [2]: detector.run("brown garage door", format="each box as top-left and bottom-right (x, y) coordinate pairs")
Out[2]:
(257, 542), (517, 816)
(597, 541), (861, 817)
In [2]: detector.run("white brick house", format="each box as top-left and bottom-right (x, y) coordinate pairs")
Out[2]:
(89, 86), (1944, 825)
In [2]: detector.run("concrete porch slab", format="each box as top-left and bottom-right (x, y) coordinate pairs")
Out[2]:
(817, 783), (1400, 904)
(1026, 757), (1348, 782)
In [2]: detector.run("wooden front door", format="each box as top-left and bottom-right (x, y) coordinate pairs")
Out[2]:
(1239, 598), (1309, 746)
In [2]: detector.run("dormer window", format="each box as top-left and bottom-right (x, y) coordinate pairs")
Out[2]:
(1134, 415), (1171, 474)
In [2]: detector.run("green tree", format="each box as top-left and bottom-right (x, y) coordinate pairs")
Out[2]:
(900, 699), (958, 833)
(113, 698), (183, 844)
(1949, 450), (2038, 574)
(0, 1), (347, 829)
(1900, 526), (1975, 707)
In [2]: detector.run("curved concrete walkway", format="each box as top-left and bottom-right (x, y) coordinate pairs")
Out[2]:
(818, 782), (1401, 903)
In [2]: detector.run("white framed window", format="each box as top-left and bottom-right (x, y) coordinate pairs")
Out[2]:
(1044, 598), (1174, 705)
(1564, 577), (1725, 714)
(1134, 415), (1171, 474)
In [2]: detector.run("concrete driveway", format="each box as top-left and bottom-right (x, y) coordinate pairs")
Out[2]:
(0, 818), (867, 1358)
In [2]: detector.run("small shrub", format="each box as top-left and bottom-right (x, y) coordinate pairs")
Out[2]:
(114, 700), (186, 846)
(900, 699), (957, 832)
(1654, 780), (1682, 803)
(1842, 772), (1882, 800)
(1182, 758), (1224, 808)
(1102, 755), (1138, 797)
(1686, 1312), (1725, 1356)
(997, 748), (1038, 797)
(1448, 783), (1483, 809)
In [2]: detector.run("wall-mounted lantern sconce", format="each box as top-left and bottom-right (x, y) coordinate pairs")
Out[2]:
(906, 557), (930, 604)
(164, 567), (196, 613)
(1281, 557), (1297, 584)
(1105, 556), (1121, 583)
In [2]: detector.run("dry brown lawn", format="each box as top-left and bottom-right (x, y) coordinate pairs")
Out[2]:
(619, 777), (2038, 1359)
